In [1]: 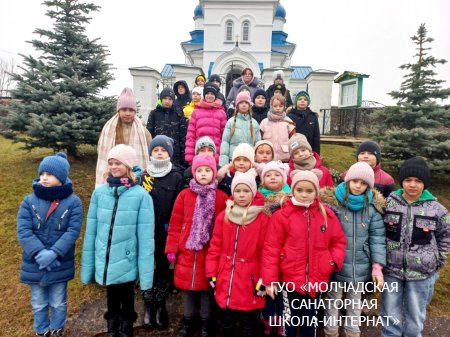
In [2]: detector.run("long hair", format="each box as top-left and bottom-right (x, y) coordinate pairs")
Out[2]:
(230, 104), (255, 142)
(343, 181), (371, 222)
(115, 116), (125, 145)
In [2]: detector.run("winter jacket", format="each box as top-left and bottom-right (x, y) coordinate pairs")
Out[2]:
(146, 105), (187, 167)
(266, 84), (294, 108)
(260, 116), (296, 162)
(185, 99), (227, 164)
(173, 80), (191, 110)
(80, 181), (155, 290)
(288, 152), (334, 188)
(183, 100), (198, 120)
(206, 193), (270, 310)
(226, 76), (262, 108)
(165, 188), (228, 290)
(219, 113), (261, 167)
(320, 187), (386, 283)
(262, 198), (346, 297)
(17, 181), (83, 286)
(287, 107), (321, 154)
(383, 189), (450, 281)
(252, 106), (269, 124)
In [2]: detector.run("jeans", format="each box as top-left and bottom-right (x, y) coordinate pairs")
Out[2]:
(30, 282), (67, 334)
(381, 272), (438, 337)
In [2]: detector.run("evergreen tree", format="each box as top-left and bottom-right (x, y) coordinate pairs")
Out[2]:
(371, 23), (450, 180)
(2, 0), (115, 157)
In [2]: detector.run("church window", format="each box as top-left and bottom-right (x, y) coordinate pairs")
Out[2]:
(225, 20), (234, 41)
(242, 21), (250, 42)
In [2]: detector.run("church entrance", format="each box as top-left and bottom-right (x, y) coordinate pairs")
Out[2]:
(225, 64), (242, 98)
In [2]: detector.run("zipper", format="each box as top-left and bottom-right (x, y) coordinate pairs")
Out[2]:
(191, 251), (197, 289)
(57, 209), (69, 230)
(403, 204), (412, 271)
(31, 204), (43, 229)
(226, 225), (240, 308)
(103, 187), (120, 285)
(352, 212), (357, 282)
(251, 274), (256, 304)
(305, 209), (310, 290)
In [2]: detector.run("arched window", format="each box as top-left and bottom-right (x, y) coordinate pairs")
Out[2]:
(225, 20), (234, 42)
(242, 21), (250, 42)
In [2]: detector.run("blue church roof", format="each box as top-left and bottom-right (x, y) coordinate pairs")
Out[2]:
(194, 4), (203, 17)
(275, 4), (286, 18)
(291, 66), (313, 80)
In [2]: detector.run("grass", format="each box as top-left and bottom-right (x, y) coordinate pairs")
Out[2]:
(0, 137), (449, 336)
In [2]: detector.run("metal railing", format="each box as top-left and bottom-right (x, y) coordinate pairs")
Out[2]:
(320, 107), (380, 137)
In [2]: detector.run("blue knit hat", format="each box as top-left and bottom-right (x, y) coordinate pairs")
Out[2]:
(149, 135), (174, 158)
(38, 152), (70, 183)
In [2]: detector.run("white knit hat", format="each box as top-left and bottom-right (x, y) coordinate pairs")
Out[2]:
(232, 143), (255, 165)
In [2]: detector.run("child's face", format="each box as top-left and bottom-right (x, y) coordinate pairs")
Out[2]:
(204, 92), (216, 103)
(293, 181), (316, 204)
(196, 78), (205, 87)
(348, 179), (368, 196)
(254, 95), (266, 107)
(296, 96), (308, 110)
(237, 101), (250, 114)
(108, 158), (128, 178)
(255, 145), (273, 163)
(118, 108), (136, 124)
(271, 99), (284, 115)
(151, 146), (170, 160)
(402, 177), (425, 202)
(198, 147), (215, 156)
(192, 92), (201, 102)
(358, 151), (377, 168)
(195, 165), (214, 185)
(233, 156), (252, 172)
(263, 170), (284, 192)
(162, 97), (173, 108)
(292, 148), (312, 160)
(233, 183), (253, 207)
(177, 85), (186, 95)
(39, 172), (62, 187)
(274, 90), (283, 97)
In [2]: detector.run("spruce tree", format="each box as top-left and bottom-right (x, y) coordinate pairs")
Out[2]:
(2, 0), (115, 157)
(371, 23), (450, 180)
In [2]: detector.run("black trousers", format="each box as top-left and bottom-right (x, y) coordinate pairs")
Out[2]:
(221, 308), (261, 337)
(106, 282), (135, 319)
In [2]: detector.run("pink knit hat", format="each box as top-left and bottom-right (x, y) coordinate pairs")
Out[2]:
(261, 160), (289, 185)
(345, 161), (375, 188)
(290, 169), (322, 194)
(192, 154), (217, 180)
(235, 91), (252, 107)
(107, 144), (136, 169)
(117, 87), (137, 112)
(231, 170), (258, 196)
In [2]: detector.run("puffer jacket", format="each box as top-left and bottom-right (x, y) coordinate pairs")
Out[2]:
(288, 152), (334, 188)
(287, 107), (321, 154)
(185, 99), (227, 164)
(262, 198), (346, 297)
(80, 180), (155, 290)
(219, 113), (261, 167)
(226, 76), (262, 108)
(206, 193), (269, 310)
(383, 189), (450, 281)
(260, 116), (296, 162)
(320, 186), (386, 283)
(17, 181), (83, 286)
(165, 188), (228, 290)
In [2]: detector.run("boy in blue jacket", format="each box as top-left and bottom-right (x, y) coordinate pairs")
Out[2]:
(17, 152), (83, 337)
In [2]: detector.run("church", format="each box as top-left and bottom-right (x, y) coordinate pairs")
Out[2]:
(130, 0), (337, 126)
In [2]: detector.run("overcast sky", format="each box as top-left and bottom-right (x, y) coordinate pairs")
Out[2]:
(1, 0), (449, 106)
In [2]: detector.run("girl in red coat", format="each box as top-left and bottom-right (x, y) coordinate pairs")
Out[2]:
(206, 170), (270, 337)
(263, 170), (346, 337)
(165, 154), (228, 337)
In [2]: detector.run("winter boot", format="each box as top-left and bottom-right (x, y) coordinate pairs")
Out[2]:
(49, 330), (64, 337)
(35, 331), (50, 337)
(143, 300), (157, 328)
(119, 311), (137, 337)
(104, 312), (120, 337)
(155, 299), (169, 328)
(177, 316), (194, 337)
(200, 318), (212, 337)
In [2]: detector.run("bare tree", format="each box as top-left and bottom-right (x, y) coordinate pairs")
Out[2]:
(0, 57), (16, 97)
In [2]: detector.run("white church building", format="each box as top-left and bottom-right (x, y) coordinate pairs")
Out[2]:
(130, 0), (337, 129)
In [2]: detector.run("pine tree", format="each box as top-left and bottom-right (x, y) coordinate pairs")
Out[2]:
(371, 23), (450, 180)
(1, 0), (115, 157)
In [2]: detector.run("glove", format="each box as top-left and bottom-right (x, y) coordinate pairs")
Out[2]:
(167, 253), (177, 263)
(46, 259), (61, 271)
(209, 277), (217, 289)
(35, 249), (57, 270)
(255, 278), (266, 297)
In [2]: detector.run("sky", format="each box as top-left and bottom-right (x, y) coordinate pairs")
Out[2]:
(1, 0), (449, 106)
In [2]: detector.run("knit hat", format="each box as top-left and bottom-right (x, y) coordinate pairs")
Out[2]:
(192, 86), (203, 98)
(288, 133), (312, 155)
(192, 154), (217, 180)
(209, 74), (221, 85)
(290, 169), (321, 194)
(238, 84), (250, 93)
(253, 88), (268, 103)
(273, 70), (284, 82)
(345, 161), (375, 188)
(399, 157), (430, 189)
(261, 160), (289, 185)
(235, 91), (252, 107)
(357, 140), (381, 165)
(295, 91), (311, 106)
(107, 144), (136, 169)
(231, 170), (258, 196)
(159, 87), (176, 101)
(116, 87), (137, 112)
(232, 143), (255, 165)
(255, 140), (274, 153)
(195, 74), (206, 84)
(38, 152), (70, 183)
(149, 135), (174, 158)
(195, 136), (217, 155)
(274, 84), (286, 95)
(203, 82), (219, 98)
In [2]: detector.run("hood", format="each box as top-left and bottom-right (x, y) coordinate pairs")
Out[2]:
(173, 80), (190, 95)
(392, 188), (435, 203)
(197, 98), (224, 110)
(232, 76), (261, 89)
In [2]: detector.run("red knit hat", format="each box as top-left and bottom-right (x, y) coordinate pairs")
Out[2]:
(192, 154), (217, 181)
(116, 87), (137, 112)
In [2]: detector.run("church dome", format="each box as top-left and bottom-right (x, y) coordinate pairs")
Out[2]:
(194, 3), (203, 17)
(275, 4), (286, 18)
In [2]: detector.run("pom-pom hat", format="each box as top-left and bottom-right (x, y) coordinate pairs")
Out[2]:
(38, 152), (70, 183)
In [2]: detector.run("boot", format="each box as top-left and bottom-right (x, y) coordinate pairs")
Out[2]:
(35, 332), (50, 337)
(119, 312), (137, 337)
(200, 318), (211, 337)
(104, 312), (120, 337)
(49, 330), (64, 337)
(155, 299), (169, 328)
(177, 316), (194, 337)
(143, 300), (157, 328)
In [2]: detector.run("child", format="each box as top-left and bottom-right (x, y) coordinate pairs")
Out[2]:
(320, 161), (386, 337)
(258, 160), (291, 214)
(208, 74), (227, 109)
(263, 170), (346, 337)
(96, 87), (152, 186)
(183, 136), (217, 187)
(226, 84), (251, 119)
(252, 88), (269, 124)
(147, 87), (187, 168)
(287, 91), (321, 154)
(165, 154), (228, 337)
(17, 153), (82, 337)
(139, 135), (185, 329)
(183, 86), (203, 120)
(288, 133), (334, 187)
(185, 82), (227, 165)
(173, 80), (191, 110)
(254, 140), (274, 165)
(381, 157), (450, 337)
(206, 171), (270, 337)
(260, 95), (296, 162)
(81, 144), (155, 337)
(219, 91), (261, 167)
(194, 74), (206, 87)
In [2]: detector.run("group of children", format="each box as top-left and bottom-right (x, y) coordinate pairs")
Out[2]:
(17, 83), (450, 337)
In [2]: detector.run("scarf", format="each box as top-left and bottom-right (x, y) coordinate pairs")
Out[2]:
(148, 157), (172, 178)
(258, 183), (291, 197)
(293, 155), (317, 171)
(33, 179), (73, 201)
(106, 175), (136, 188)
(96, 113), (150, 186)
(225, 200), (265, 225)
(186, 179), (218, 250)
(335, 182), (373, 211)
(267, 109), (286, 122)
(290, 196), (314, 208)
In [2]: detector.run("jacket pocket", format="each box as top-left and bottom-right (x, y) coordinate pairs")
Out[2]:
(411, 215), (437, 246)
(384, 211), (402, 242)
(280, 144), (289, 153)
(406, 250), (437, 275)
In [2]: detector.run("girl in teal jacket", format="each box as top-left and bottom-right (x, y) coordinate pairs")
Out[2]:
(81, 144), (155, 337)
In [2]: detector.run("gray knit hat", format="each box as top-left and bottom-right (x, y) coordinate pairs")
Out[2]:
(195, 136), (217, 156)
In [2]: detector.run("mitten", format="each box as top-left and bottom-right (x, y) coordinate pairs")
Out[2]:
(35, 249), (57, 269)
(46, 259), (61, 271)
(167, 252), (177, 263)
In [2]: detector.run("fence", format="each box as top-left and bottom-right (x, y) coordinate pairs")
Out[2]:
(320, 107), (380, 137)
